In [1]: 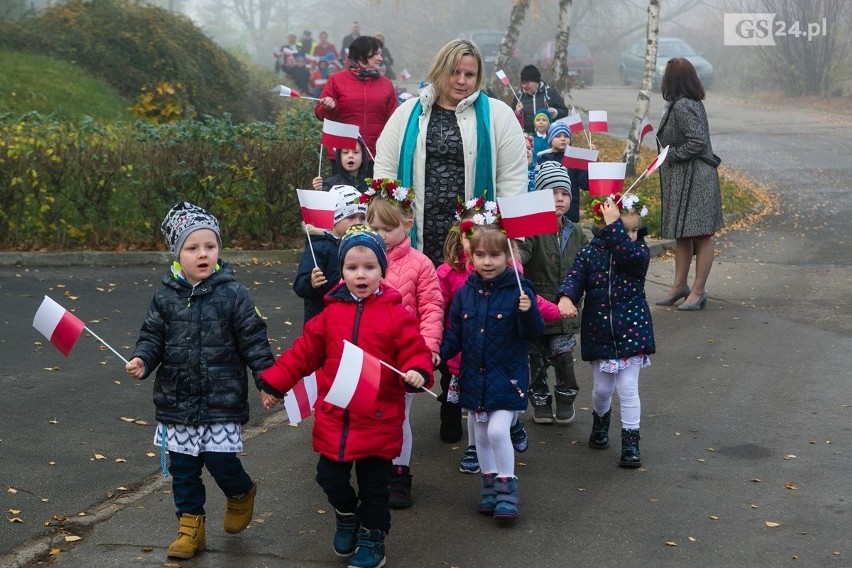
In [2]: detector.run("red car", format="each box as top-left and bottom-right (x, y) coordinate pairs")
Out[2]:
(534, 40), (595, 86)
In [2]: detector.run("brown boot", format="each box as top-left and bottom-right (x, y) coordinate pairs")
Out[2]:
(223, 482), (256, 534)
(167, 513), (206, 559)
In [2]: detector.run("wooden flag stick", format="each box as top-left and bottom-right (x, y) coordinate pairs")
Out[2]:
(378, 359), (438, 398)
(304, 223), (318, 268)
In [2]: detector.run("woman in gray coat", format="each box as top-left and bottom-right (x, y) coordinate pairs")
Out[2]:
(656, 57), (723, 311)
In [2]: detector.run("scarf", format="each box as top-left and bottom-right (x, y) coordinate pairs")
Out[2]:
(349, 62), (381, 80)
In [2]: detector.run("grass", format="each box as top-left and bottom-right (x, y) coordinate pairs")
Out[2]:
(0, 49), (134, 122)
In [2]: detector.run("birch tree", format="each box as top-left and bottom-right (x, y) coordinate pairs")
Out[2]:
(488, 0), (530, 98)
(551, 0), (573, 94)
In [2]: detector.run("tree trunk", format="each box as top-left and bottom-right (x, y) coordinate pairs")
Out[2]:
(488, 0), (530, 100)
(551, 0), (573, 94)
(622, 0), (661, 176)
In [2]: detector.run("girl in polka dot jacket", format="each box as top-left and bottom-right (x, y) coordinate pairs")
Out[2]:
(556, 199), (655, 469)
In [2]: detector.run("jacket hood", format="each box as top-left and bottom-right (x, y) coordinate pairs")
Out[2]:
(334, 138), (373, 178)
(325, 280), (403, 305)
(418, 82), (482, 114)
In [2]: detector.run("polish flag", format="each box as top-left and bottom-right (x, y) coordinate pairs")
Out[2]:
(588, 110), (608, 133)
(562, 146), (600, 170)
(562, 111), (585, 134)
(325, 340), (381, 415)
(313, 78), (328, 87)
(297, 189), (337, 230)
(273, 84), (302, 98)
(33, 296), (86, 357)
(283, 373), (318, 425)
(400, 68), (412, 81)
(495, 69), (510, 86)
(322, 119), (359, 150)
(497, 190), (558, 239)
(639, 117), (654, 145)
(643, 145), (669, 177)
(589, 162), (627, 196)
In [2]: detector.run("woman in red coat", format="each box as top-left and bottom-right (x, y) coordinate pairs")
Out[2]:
(315, 35), (398, 176)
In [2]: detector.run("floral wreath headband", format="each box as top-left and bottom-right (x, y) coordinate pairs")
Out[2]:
(591, 192), (650, 224)
(359, 177), (416, 212)
(453, 192), (504, 237)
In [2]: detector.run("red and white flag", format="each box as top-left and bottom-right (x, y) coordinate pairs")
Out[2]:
(562, 146), (600, 170)
(643, 145), (669, 177)
(497, 190), (558, 239)
(495, 69), (510, 86)
(562, 111), (585, 134)
(283, 373), (318, 425)
(588, 110), (608, 133)
(297, 188), (337, 230)
(273, 84), (302, 98)
(325, 340), (381, 415)
(588, 162), (627, 197)
(639, 116), (654, 145)
(322, 119), (359, 150)
(33, 296), (85, 357)
(400, 68), (412, 81)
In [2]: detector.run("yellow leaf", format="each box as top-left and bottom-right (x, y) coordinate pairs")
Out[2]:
(134, 420), (148, 425)
(119, 417), (135, 423)
(114, 381), (121, 385)
(115, 459), (126, 463)
(8, 509), (21, 514)
(93, 454), (106, 460)
(64, 535), (82, 542)
(317, 509), (326, 514)
(41, 499), (49, 503)
(9, 518), (23, 523)
(665, 541), (677, 546)
(146, 452), (156, 458)
(765, 521), (781, 528)
(710, 515), (719, 520)
(7, 488), (17, 494)
(785, 483), (797, 490)
(48, 548), (61, 555)
(49, 461), (56, 466)
(688, 536), (696, 542)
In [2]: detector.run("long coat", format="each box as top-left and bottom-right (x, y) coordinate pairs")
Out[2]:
(657, 97), (723, 238)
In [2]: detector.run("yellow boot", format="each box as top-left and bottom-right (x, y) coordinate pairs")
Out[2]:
(223, 482), (256, 534)
(167, 513), (205, 559)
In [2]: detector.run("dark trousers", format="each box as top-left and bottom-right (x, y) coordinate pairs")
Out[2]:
(316, 454), (391, 533)
(168, 451), (253, 517)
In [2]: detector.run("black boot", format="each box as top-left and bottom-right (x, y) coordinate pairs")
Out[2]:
(439, 401), (463, 443)
(553, 353), (579, 424)
(388, 465), (412, 509)
(588, 410), (610, 449)
(619, 428), (641, 468)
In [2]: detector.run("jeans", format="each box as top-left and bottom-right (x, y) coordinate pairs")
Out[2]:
(168, 451), (253, 517)
(316, 454), (391, 533)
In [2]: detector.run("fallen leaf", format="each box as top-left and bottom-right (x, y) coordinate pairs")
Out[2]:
(8, 518), (23, 523)
(765, 521), (781, 528)
(750, 504), (758, 509)
(119, 417), (136, 423)
(688, 536), (696, 542)
(8, 509), (21, 514)
(41, 499), (49, 503)
(113, 381), (121, 385)
(752, 478), (762, 483)
(115, 458), (127, 463)
(49, 418), (59, 424)
(784, 454), (796, 460)
(117, 487), (128, 491)
(48, 548), (61, 556)
(146, 452), (155, 458)
(141, 547), (153, 552)
(64, 535), (82, 542)
(785, 483), (797, 490)
(710, 515), (719, 520)
(698, 458), (706, 463)
(7, 488), (17, 494)
(92, 454), (106, 460)
(134, 420), (148, 425)
(665, 541), (677, 547)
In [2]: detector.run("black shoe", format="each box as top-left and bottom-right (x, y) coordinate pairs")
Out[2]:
(439, 402), (463, 443)
(388, 466), (412, 509)
(589, 410), (611, 449)
(619, 428), (641, 468)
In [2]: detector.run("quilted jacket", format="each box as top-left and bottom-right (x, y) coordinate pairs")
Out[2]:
(440, 268), (544, 412)
(131, 262), (275, 425)
(556, 219), (656, 362)
(260, 282), (434, 462)
(292, 226), (341, 325)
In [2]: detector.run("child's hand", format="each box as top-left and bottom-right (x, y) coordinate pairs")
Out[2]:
(261, 391), (281, 409)
(125, 357), (145, 379)
(558, 296), (578, 319)
(311, 267), (327, 289)
(602, 200), (620, 226)
(311, 176), (324, 190)
(403, 370), (425, 390)
(518, 292), (531, 312)
(431, 352), (441, 367)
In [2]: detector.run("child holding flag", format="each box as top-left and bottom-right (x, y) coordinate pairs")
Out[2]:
(556, 196), (655, 468)
(312, 139), (372, 193)
(440, 222), (544, 521)
(125, 202), (275, 560)
(537, 121), (594, 223)
(260, 225), (433, 568)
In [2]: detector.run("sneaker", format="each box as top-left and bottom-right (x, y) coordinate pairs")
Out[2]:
(509, 420), (529, 453)
(459, 445), (480, 474)
(533, 405), (554, 424)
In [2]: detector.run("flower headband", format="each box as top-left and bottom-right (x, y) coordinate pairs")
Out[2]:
(591, 192), (650, 224)
(454, 192), (503, 237)
(360, 177), (416, 212)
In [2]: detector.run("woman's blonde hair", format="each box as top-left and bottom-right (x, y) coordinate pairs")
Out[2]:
(427, 39), (485, 99)
(366, 197), (413, 228)
(468, 224), (510, 258)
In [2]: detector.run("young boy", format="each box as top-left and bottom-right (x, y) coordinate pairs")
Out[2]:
(293, 184), (367, 324)
(260, 225), (433, 568)
(519, 162), (588, 425)
(126, 202), (275, 559)
(537, 121), (592, 223)
(312, 139), (372, 193)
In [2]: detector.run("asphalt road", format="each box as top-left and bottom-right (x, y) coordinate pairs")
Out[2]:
(1, 86), (850, 567)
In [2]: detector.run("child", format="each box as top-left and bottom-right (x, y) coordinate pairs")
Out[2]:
(364, 178), (444, 509)
(312, 140), (372, 193)
(126, 202), (275, 559)
(537, 121), (593, 223)
(531, 110), (551, 158)
(259, 225), (433, 568)
(293, 185), (367, 324)
(519, 162), (589, 425)
(556, 195), (655, 468)
(440, 223), (544, 520)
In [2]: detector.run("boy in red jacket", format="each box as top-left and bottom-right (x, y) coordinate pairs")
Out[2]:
(260, 225), (433, 568)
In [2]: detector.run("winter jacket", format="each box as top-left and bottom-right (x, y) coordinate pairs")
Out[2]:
(260, 283), (434, 462)
(373, 83), (527, 250)
(556, 220), (655, 362)
(131, 262), (275, 426)
(518, 82), (568, 134)
(537, 151), (589, 223)
(320, 143), (372, 193)
(519, 215), (588, 335)
(384, 236), (444, 353)
(292, 226), (341, 324)
(440, 269), (544, 412)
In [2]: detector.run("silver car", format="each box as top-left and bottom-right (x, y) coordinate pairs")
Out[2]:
(619, 37), (714, 89)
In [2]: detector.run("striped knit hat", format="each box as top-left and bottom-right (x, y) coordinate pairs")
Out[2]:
(534, 161), (572, 197)
(161, 202), (221, 258)
(546, 121), (571, 145)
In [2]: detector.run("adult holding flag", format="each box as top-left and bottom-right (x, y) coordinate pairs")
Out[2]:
(655, 57), (723, 311)
(259, 225), (433, 568)
(515, 64), (569, 135)
(374, 39), (528, 265)
(315, 35), (398, 176)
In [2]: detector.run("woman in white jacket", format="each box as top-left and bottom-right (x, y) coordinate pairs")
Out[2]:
(373, 39), (527, 265)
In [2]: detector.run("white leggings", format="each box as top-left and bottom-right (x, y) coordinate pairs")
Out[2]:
(467, 411), (521, 447)
(591, 363), (641, 430)
(472, 409), (516, 478)
(392, 393), (415, 467)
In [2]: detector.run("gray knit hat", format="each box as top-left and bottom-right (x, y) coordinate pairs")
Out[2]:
(161, 202), (222, 258)
(534, 161), (572, 196)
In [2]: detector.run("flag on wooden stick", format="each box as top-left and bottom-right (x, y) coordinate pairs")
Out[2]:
(282, 373), (318, 424)
(324, 340), (382, 415)
(322, 119), (360, 150)
(33, 296), (85, 357)
(588, 162), (627, 197)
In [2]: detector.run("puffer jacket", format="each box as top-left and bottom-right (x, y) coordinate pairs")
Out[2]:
(292, 226), (341, 325)
(260, 283), (434, 462)
(384, 236), (444, 353)
(518, 82), (568, 134)
(556, 219), (656, 362)
(131, 262), (275, 425)
(440, 269), (544, 412)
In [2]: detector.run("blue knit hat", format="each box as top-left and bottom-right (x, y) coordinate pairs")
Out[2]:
(338, 224), (387, 276)
(547, 121), (571, 145)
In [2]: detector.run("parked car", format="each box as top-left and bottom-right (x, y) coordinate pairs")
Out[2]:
(533, 40), (595, 86)
(457, 30), (522, 79)
(619, 37), (713, 89)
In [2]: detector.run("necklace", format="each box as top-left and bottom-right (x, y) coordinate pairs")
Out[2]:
(435, 108), (454, 156)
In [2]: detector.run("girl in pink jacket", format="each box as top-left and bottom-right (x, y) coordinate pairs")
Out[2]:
(364, 178), (444, 511)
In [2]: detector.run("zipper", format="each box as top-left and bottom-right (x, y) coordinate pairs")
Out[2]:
(338, 299), (366, 461)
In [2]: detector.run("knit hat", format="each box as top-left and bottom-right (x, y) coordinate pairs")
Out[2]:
(520, 64), (541, 83)
(546, 121), (571, 145)
(330, 185), (367, 224)
(161, 202), (221, 258)
(534, 161), (572, 196)
(338, 224), (387, 276)
(533, 110), (551, 127)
